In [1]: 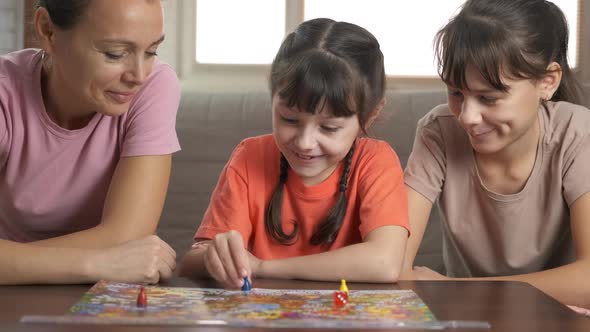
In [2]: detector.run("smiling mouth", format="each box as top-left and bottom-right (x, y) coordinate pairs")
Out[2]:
(294, 152), (320, 160)
(106, 91), (136, 103)
(470, 129), (495, 137)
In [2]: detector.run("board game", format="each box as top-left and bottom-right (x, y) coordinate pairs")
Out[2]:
(21, 280), (489, 329)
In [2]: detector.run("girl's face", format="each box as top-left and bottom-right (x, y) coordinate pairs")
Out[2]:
(271, 95), (361, 186)
(446, 65), (543, 157)
(46, 0), (164, 119)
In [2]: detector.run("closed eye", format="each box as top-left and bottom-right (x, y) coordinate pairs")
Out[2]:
(447, 89), (463, 98)
(104, 52), (125, 60)
(479, 96), (497, 105)
(280, 116), (298, 124)
(321, 126), (340, 133)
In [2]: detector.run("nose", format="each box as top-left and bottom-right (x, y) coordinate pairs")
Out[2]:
(294, 126), (317, 151)
(458, 98), (483, 126)
(123, 57), (149, 85)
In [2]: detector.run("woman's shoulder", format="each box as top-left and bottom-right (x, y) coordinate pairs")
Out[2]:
(126, 60), (181, 117)
(416, 103), (455, 129)
(135, 60), (179, 95)
(0, 49), (41, 79)
(544, 101), (590, 143)
(146, 60), (179, 82)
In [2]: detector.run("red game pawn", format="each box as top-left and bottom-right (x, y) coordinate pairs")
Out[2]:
(333, 291), (348, 307)
(137, 286), (148, 308)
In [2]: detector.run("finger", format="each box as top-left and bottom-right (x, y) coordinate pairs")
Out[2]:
(228, 235), (250, 279)
(157, 257), (174, 280)
(145, 259), (160, 284)
(160, 254), (177, 275)
(213, 237), (241, 287)
(205, 246), (229, 284)
(158, 245), (177, 272)
(159, 238), (177, 261)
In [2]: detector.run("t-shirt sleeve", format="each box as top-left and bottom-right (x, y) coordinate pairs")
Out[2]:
(562, 135), (590, 206)
(403, 114), (447, 203)
(194, 141), (252, 244)
(120, 63), (181, 157)
(357, 141), (410, 238)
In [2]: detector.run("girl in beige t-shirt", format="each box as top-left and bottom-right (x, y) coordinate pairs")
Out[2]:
(403, 0), (590, 311)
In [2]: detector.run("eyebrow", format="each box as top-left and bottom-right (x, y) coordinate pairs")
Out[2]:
(278, 104), (343, 120)
(446, 85), (502, 94)
(470, 88), (501, 94)
(98, 35), (166, 48)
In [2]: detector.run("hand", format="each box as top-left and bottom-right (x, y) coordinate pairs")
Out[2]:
(92, 235), (176, 284)
(247, 250), (262, 278)
(204, 230), (255, 289)
(412, 266), (449, 280)
(568, 305), (590, 317)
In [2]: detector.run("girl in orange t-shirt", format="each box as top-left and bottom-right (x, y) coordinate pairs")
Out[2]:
(179, 18), (409, 289)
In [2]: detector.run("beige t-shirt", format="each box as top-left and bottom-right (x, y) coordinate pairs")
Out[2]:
(405, 101), (590, 277)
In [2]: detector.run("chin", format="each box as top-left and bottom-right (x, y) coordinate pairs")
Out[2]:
(470, 141), (505, 155)
(101, 104), (131, 117)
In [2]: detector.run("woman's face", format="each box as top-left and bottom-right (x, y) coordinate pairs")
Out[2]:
(446, 65), (544, 157)
(46, 0), (164, 119)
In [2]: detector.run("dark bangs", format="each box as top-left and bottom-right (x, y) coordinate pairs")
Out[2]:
(272, 50), (363, 118)
(435, 14), (535, 92)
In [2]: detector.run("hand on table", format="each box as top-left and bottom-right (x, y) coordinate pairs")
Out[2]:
(412, 266), (449, 280)
(93, 235), (177, 284)
(203, 230), (262, 289)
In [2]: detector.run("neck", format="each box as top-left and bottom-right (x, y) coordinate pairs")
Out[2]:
(41, 67), (95, 130)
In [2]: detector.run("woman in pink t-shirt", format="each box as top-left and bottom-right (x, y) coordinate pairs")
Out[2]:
(0, 0), (179, 284)
(402, 0), (590, 312)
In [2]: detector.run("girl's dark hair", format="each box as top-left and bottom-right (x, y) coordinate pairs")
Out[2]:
(36, 0), (91, 30)
(266, 18), (384, 246)
(435, 0), (582, 104)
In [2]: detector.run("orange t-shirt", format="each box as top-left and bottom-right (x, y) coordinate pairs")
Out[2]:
(195, 135), (409, 259)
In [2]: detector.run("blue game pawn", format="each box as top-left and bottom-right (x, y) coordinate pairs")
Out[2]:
(242, 277), (251, 291)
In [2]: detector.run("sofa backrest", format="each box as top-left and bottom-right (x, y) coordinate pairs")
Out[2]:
(158, 89), (448, 271)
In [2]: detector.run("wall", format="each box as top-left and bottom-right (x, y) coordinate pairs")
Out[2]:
(0, 0), (23, 55)
(17, 0), (176, 67)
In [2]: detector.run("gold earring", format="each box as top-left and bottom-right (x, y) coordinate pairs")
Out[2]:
(41, 50), (53, 72)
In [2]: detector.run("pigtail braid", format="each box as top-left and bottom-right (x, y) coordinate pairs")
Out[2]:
(310, 144), (355, 245)
(265, 154), (298, 244)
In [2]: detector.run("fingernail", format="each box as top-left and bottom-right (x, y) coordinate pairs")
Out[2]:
(241, 269), (248, 277)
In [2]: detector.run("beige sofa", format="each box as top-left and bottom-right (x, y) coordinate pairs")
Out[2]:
(158, 89), (448, 273)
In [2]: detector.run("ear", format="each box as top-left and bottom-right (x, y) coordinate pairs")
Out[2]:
(34, 7), (57, 55)
(539, 62), (562, 101)
(364, 97), (386, 130)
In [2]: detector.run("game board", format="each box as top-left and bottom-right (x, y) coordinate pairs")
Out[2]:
(21, 280), (490, 329)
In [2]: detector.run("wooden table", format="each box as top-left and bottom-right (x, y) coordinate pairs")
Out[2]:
(1, 278), (588, 331)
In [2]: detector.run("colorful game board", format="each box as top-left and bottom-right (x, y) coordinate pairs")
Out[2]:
(21, 280), (489, 329)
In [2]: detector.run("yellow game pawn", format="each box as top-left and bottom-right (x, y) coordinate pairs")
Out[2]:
(340, 279), (349, 295)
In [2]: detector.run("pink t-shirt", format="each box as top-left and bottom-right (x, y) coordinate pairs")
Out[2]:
(0, 49), (181, 242)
